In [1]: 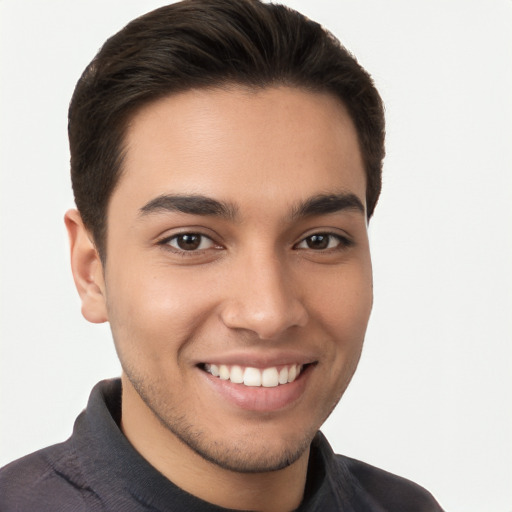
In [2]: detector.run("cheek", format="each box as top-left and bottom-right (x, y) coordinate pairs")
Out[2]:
(104, 263), (220, 362)
(308, 259), (373, 337)
(311, 265), (372, 403)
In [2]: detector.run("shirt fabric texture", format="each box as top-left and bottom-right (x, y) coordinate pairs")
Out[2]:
(0, 379), (444, 511)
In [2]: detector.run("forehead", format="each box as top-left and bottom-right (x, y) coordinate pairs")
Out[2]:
(113, 86), (366, 218)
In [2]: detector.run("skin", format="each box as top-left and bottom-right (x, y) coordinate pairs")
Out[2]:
(66, 86), (373, 512)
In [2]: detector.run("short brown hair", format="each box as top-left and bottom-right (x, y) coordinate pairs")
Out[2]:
(69, 0), (385, 258)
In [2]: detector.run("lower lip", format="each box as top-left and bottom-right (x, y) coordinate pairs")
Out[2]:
(201, 366), (312, 412)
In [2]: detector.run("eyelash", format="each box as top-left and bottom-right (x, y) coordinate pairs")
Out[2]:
(294, 233), (354, 251)
(157, 231), (353, 255)
(157, 233), (220, 256)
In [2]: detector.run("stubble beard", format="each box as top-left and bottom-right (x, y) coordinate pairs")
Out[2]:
(123, 368), (317, 474)
(118, 336), (363, 474)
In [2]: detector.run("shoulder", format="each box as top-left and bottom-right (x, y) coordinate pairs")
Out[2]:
(0, 442), (100, 512)
(336, 454), (444, 511)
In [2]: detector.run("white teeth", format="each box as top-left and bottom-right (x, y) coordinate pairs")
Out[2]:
(204, 363), (305, 387)
(219, 364), (230, 380)
(288, 364), (297, 383)
(230, 365), (244, 384)
(261, 367), (279, 387)
(243, 367), (262, 387)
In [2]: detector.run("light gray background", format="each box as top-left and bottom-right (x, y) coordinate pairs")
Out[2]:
(1, 1), (511, 511)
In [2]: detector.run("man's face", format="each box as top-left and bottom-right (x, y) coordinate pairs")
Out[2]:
(100, 86), (372, 472)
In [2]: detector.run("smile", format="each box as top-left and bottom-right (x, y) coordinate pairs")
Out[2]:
(202, 363), (304, 387)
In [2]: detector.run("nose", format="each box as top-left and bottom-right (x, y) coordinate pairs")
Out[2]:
(219, 251), (309, 340)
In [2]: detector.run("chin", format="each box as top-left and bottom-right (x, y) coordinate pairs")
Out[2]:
(139, 381), (315, 473)
(172, 423), (314, 474)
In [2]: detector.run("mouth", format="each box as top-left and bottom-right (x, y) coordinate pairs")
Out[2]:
(197, 360), (317, 412)
(199, 362), (311, 388)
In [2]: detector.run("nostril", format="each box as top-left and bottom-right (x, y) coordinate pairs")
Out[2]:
(218, 273), (308, 338)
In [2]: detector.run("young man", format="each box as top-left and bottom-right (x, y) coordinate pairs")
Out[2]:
(0, 1), (443, 510)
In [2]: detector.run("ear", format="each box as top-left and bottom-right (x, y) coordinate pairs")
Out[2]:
(64, 209), (108, 324)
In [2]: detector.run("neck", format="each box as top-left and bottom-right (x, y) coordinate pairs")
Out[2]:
(120, 375), (310, 512)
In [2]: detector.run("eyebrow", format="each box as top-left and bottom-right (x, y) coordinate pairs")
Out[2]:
(291, 193), (365, 219)
(138, 191), (364, 222)
(139, 194), (238, 220)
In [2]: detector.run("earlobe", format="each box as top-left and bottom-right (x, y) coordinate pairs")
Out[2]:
(64, 209), (108, 324)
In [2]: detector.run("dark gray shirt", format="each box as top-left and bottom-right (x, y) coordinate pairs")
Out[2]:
(0, 379), (443, 511)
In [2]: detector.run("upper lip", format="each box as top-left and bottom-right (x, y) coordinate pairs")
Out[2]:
(193, 350), (318, 368)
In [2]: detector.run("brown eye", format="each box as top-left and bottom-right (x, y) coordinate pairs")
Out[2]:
(176, 234), (201, 250)
(305, 234), (330, 250)
(166, 233), (215, 251)
(295, 233), (352, 251)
